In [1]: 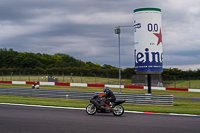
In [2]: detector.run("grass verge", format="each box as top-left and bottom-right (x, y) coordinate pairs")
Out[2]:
(1, 83), (200, 115)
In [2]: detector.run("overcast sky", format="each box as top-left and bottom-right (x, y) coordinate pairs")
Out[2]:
(0, 0), (200, 70)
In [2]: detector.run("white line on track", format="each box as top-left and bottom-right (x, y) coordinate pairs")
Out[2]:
(0, 103), (199, 117)
(0, 103), (85, 110)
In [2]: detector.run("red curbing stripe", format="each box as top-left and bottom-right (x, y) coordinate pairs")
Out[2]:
(87, 84), (105, 87)
(55, 82), (70, 86)
(144, 112), (154, 114)
(144, 112), (170, 115)
(124, 85), (144, 89)
(0, 81), (12, 84)
(166, 88), (188, 91)
(26, 82), (39, 85)
(197, 115), (200, 116)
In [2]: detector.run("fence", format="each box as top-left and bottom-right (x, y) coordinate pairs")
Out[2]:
(1, 73), (200, 89)
(0, 87), (173, 106)
(0, 73), (131, 85)
(163, 77), (200, 89)
(132, 75), (200, 89)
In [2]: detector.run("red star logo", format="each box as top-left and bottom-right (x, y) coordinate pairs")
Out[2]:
(153, 28), (162, 46)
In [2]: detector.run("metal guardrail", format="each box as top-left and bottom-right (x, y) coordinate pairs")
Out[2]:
(0, 87), (173, 106)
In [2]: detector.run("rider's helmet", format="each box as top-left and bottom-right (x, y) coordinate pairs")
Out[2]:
(103, 86), (109, 92)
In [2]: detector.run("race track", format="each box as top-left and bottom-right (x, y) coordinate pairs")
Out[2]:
(0, 104), (199, 133)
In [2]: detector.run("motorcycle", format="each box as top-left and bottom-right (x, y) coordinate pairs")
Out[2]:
(32, 83), (39, 89)
(86, 94), (126, 116)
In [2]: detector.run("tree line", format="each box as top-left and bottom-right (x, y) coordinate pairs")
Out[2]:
(0, 48), (200, 79)
(162, 68), (200, 80)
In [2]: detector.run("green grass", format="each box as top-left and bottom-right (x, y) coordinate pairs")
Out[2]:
(0, 95), (90, 108)
(0, 95), (200, 115)
(1, 83), (200, 115)
(164, 80), (200, 89)
(125, 100), (200, 115)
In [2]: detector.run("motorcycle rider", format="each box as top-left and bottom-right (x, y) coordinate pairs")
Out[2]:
(32, 82), (39, 89)
(100, 86), (116, 107)
(34, 82), (37, 86)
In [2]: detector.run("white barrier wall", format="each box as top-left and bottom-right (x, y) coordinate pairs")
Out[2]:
(12, 81), (26, 84)
(105, 84), (125, 88)
(70, 83), (87, 87)
(40, 82), (55, 85)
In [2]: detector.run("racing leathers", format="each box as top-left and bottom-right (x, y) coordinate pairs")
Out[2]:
(101, 89), (116, 107)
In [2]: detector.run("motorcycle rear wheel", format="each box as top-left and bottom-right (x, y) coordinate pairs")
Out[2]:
(86, 104), (97, 115)
(112, 105), (124, 116)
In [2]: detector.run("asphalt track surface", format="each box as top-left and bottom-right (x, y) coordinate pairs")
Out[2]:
(0, 104), (200, 133)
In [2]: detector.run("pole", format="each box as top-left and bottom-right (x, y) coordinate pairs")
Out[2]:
(81, 73), (82, 83)
(62, 73), (64, 82)
(114, 26), (134, 93)
(148, 74), (151, 94)
(189, 76), (191, 88)
(118, 28), (121, 93)
(11, 72), (12, 81)
(38, 72), (39, 82)
(28, 72), (30, 82)
(19, 72), (21, 81)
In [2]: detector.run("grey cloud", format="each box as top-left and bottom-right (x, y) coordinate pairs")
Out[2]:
(0, 0), (200, 70)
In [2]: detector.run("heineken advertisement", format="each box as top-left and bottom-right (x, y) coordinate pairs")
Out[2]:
(133, 8), (163, 74)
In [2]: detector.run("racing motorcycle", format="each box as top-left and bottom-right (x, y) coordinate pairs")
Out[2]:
(86, 94), (126, 116)
(32, 82), (39, 89)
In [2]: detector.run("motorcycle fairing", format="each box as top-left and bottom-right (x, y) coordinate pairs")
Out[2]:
(113, 99), (126, 105)
(90, 98), (110, 111)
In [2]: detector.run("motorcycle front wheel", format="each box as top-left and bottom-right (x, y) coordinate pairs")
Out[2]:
(112, 105), (124, 116)
(86, 104), (97, 115)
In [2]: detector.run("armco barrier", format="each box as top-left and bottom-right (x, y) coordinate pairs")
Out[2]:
(0, 87), (173, 106)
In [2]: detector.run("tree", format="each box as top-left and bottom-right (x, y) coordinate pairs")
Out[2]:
(55, 53), (81, 67)
(20, 57), (42, 68)
(102, 64), (118, 70)
(122, 68), (136, 78)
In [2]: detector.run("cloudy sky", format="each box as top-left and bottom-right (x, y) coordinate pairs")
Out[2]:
(0, 0), (200, 70)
